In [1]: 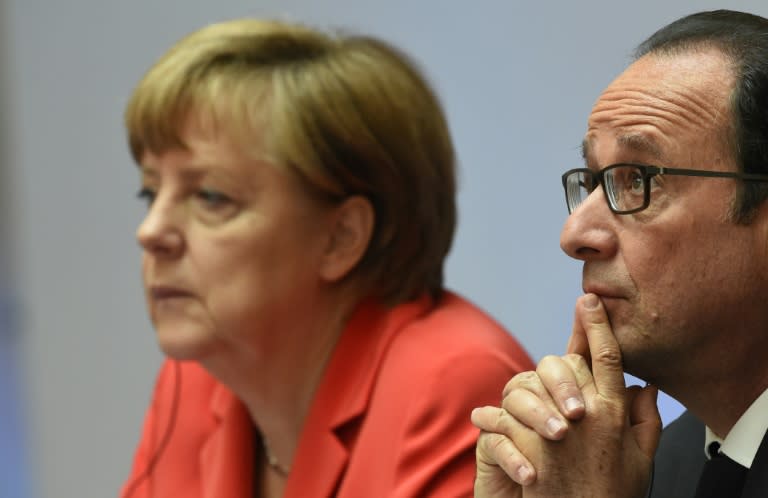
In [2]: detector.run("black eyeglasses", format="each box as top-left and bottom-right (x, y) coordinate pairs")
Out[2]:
(562, 163), (768, 215)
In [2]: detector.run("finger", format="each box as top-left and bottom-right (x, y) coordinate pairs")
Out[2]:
(626, 385), (662, 458)
(499, 369), (571, 438)
(536, 355), (587, 420)
(500, 387), (568, 440)
(502, 370), (540, 399)
(566, 302), (590, 360)
(472, 403), (564, 443)
(577, 293), (626, 399)
(472, 408), (537, 486)
(474, 450), (522, 498)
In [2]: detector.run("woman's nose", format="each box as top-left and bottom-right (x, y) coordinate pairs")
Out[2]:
(136, 196), (184, 257)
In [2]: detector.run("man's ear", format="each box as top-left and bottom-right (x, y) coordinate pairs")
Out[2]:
(319, 195), (375, 282)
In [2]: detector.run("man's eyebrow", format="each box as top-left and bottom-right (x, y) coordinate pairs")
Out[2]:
(617, 133), (664, 161)
(580, 134), (664, 164)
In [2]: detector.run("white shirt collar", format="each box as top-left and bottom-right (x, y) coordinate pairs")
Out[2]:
(704, 387), (768, 468)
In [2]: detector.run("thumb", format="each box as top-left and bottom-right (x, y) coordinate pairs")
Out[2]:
(627, 385), (662, 458)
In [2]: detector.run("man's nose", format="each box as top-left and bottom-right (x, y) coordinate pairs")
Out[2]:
(559, 186), (618, 261)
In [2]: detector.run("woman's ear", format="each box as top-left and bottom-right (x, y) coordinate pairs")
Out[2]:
(319, 195), (374, 282)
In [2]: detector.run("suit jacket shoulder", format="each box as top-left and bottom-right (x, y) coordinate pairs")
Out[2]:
(649, 410), (705, 498)
(742, 424), (768, 497)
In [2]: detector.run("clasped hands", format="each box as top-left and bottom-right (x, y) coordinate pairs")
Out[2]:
(473, 294), (662, 498)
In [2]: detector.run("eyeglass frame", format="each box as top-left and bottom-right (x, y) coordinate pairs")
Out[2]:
(561, 163), (768, 215)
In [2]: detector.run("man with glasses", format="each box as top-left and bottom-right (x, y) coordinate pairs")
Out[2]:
(473, 9), (768, 498)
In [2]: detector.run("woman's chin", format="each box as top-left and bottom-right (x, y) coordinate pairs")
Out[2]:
(155, 325), (217, 361)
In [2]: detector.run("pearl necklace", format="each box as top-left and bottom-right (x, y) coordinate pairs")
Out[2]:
(262, 437), (290, 477)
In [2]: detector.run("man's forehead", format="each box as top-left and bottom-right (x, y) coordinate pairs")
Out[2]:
(582, 50), (734, 167)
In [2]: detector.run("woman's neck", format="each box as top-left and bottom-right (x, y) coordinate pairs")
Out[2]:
(200, 289), (359, 473)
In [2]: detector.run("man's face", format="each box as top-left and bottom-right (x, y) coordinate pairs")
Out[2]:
(560, 49), (768, 387)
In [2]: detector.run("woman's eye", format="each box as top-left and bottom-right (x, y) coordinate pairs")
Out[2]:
(196, 189), (232, 208)
(136, 187), (156, 206)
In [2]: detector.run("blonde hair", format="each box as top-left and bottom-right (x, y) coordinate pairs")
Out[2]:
(125, 19), (457, 305)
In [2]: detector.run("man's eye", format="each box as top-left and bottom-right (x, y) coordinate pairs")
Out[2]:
(629, 173), (644, 193)
(136, 187), (156, 206)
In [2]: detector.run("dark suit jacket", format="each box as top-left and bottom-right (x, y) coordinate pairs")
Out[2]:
(649, 410), (768, 498)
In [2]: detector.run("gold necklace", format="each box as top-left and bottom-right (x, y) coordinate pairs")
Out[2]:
(262, 437), (290, 477)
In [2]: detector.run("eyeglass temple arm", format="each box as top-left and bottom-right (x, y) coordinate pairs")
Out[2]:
(656, 166), (768, 182)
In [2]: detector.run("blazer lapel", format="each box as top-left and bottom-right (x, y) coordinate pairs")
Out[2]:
(284, 296), (433, 498)
(741, 427), (768, 497)
(199, 384), (254, 498)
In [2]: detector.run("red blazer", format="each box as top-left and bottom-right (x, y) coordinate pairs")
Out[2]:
(121, 292), (534, 498)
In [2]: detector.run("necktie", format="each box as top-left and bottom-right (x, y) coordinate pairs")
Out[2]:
(693, 442), (748, 498)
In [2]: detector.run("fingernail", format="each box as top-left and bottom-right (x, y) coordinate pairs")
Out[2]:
(584, 293), (599, 309)
(564, 397), (584, 414)
(516, 465), (532, 484)
(546, 417), (566, 437)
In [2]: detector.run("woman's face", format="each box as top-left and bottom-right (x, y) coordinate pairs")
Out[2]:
(136, 125), (335, 361)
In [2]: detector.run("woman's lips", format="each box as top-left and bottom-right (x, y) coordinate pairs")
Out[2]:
(150, 286), (194, 300)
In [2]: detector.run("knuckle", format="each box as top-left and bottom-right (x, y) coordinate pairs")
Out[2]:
(489, 432), (509, 453)
(553, 377), (576, 395)
(593, 345), (622, 366)
(596, 399), (627, 429)
(475, 432), (496, 462)
(477, 431), (512, 462)
(503, 370), (539, 398)
(502, 378), (516, 398)
(494, 407), (509, 432)
(500, 390), (526, 415)
(538, 354), (560, 368)
(517, 370), (542, 387)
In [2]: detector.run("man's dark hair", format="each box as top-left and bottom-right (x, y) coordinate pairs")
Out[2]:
(635, 9), (768, 223)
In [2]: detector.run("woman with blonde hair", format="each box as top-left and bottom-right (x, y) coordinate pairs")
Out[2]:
(121, 18), (533, 498)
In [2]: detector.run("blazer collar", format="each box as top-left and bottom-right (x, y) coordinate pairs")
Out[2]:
(199, 384), (254, 498)
(284, 294), (434, 497)
(196, 295), (434, 498)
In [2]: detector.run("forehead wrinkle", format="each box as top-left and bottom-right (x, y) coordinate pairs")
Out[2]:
(592, 54), (732, 132)
(590, 89), (728, 165)
(592, 88), (722, 130)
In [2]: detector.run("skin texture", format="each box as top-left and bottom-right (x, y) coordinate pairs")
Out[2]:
(474, 48), (768, 497)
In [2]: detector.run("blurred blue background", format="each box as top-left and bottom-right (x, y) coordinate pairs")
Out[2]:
(0, 295), (31, 498)
(3, 1), (767, 497)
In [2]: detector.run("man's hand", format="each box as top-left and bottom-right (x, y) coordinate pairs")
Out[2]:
(473, 294), (662, 498)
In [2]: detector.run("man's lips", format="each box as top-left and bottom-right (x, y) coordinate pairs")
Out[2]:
(582, 284), (624, 300)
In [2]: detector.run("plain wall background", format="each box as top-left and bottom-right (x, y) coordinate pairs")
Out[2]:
(4, 1), (768, 497)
